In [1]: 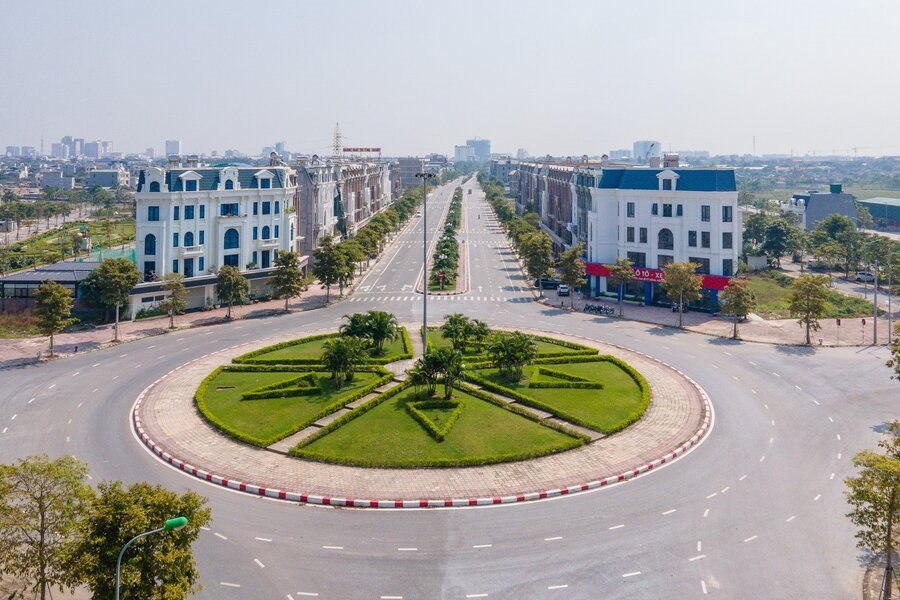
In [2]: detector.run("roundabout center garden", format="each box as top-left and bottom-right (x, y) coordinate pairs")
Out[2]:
(194, 312), (651, 468)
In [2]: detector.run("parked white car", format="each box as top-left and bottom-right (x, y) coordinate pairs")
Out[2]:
(854, 271), (876, 283)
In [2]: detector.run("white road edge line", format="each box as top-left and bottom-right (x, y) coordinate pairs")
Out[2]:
(254, 558), (264, 568)
(622, 571), (641, 578)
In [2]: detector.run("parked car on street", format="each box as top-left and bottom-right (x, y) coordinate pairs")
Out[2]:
(557, 284), (570, 296)
(534, 278), (561, 290)
(854, 271), (876, 283)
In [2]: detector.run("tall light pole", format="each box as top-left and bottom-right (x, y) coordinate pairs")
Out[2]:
(115, 516), (188, 600)
(415, 171), (435, 346)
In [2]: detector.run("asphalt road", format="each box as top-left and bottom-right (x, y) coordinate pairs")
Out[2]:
(1, 176), (897, 599)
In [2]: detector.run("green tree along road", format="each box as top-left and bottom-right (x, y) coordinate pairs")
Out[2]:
(216, 265), (249, 320)
(661, 262), (703, 328)
(557, 242), (587, 308)
(270, 250), (307, 312)
(608, 257), (636, 317)
(787, 273), (831, 345)
(719, 277), (757, 339)
(32, 280), (76, 355)
(80, 258), (141, 341)
(159, 273), (188, 329)
(312, 236), (346, 302)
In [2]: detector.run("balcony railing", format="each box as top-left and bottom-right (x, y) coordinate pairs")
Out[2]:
(256, 238), (278, 249)
(179, 245), (203, 256)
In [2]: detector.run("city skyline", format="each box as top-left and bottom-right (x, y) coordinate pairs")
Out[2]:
(2, 0), (900, 157)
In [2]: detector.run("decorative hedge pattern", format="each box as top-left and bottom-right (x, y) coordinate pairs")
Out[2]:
(233, 328), (412, 366)
(405, 399), (465, 441)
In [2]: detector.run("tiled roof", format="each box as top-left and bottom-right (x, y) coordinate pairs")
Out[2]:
(0, 261), (102, 284)
(598, 168), (736, 192)
(153, 168), (287, 192)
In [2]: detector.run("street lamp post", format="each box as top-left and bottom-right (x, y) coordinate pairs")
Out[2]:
(115, 516), (188, 600)
(415, 172), (435, 345)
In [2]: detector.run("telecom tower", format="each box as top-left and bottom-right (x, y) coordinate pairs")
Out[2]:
(333, 122), (343, 157)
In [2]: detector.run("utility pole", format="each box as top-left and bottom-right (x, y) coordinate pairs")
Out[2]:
(874, 259), (878, 345)
(415, 171), (435, 346)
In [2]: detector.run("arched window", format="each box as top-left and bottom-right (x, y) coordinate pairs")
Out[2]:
(657, 228), (674, 250)
(224, 228), (239, 250)
(224, 179), (234, 190)
(149, 181), (160, 192)
(262, 225), (270, 240)
(184, 231), (194, 246)
(144, 233), (156, 255)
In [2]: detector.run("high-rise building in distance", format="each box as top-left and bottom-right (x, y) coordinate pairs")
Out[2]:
(465, 138), (491, 163)
(165, 140), (182, 156)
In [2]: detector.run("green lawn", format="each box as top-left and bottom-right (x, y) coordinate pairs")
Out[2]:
(197, 368), (384, 446)
(426, 329), (595, 358)
(240, 330), (409, 364)
(746, 271), (876, 319)
(292, 386), (582, 467)
(472, 359), (645, 433)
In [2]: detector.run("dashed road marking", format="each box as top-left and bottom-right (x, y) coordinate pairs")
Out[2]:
(739, 474), (747, 481)
(214, 532), (228, 540)
(255, 537), (272, 542)
(91, 362), (101, 367)
(397, 547), (418, 552)
(814, 494), (821, 502)
(608, 524), (624, 530)
(743, 535), (758, 543)
(706, 492), (718, 499)
(751, 389), (757, 394)
(770, 437), (774, 444)
(794, 385), (802, 390)
(703, 508), (710, 518)
(72, 372), (79, 377)
(836, 434), (841, 441)
(10, 414), (16, 421)
(466, 594), (488, 598)
(759, 455), (766, 462)
(721, 486), (730, 493)
(662, 509), (677, 515)
(749, 361), (757, 366)
(472, 544), (492, 548)
(548, 584), (568, 590)
(772, 372), (781, 377)
(254, 558), (265, 568)
(838, 453), (842, 460)
(688, 555), (706, 562)
(49, 384), (56, 389)
(296, 594), (319, 598)
(813, 399), (821, 405)
(544, 536), (563, 542)
(28, 398), (34, 404)
(830, 473), (835, 480)
(380, 596), (403, 599)
(786, 515), (796, 522)
(220, 582), (241, 588)
(697, 541), (702, 552)
(323, 545), (343, 550)
(622, 571), (641, 578)
(702, 581), (708, 595)
(828, 416), (834, 423)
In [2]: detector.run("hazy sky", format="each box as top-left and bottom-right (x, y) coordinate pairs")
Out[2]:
(2, 0), (899, 157)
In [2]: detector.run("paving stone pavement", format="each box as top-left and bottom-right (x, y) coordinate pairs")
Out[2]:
(135, 326), (709, 501)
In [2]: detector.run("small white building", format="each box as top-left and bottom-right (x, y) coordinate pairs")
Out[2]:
(131, 162), (302, 314)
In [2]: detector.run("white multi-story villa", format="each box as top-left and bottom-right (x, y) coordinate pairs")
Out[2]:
(129, 160), (301, 314)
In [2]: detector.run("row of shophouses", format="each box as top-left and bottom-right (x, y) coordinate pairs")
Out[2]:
(492, 156), (742, 310)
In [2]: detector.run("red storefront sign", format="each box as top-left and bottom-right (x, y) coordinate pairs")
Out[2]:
(584, 262), (731, 291)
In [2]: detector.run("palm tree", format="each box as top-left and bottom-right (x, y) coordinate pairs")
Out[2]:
(411, 352), (443, 397)
(487, 332), (537, 381)
(469, 319), (490, 350)
(322, 336), (368, 389)
(441, 313), (471, 353)
(340, 312), (370, 338)
(432, 347), (464, 400)
(365, 310), (399, 355)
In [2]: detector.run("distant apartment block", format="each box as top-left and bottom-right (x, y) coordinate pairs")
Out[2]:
(87, 167), (130, 189)
(779, 184), (856, 230)
(39, 170), (75, 190)
(5, 146), (20, 157)
(633, 140), (662, 163)
(454, 145), (475, 163)
(165, 140), (182, 156)
(465, 138), (491, 163)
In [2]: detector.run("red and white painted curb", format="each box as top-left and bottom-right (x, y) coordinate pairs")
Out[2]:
(132, 335), (713, 509)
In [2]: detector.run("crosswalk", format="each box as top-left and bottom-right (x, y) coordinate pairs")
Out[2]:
(346, 294), (536, 304)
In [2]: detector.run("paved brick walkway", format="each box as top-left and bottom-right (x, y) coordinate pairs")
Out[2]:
(134, 327), (709, 502)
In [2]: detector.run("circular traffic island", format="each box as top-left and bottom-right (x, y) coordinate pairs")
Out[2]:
(134, 322), (710, 507)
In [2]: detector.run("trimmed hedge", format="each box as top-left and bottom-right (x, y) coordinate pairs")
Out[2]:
(594, 355), (652, 435)
(536, 366), (591, 382)
(528, 366), (603, 389)
(194, 366), (394, 448)
(242, 373), (320, 400)
(232, 333), (336, 363)
(233, 328), (412, 366)
(405, 399), (465, 442)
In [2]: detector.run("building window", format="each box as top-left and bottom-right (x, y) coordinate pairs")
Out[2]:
(658, 254), (674, 267)
(143, 261), (156, 281)
(223, 254), (239, 267)
(626, 202), (635, 218)
(688, 230), (697, 247)
(224, 228), (240, 250)
(260, 178), (271, 189)
(627, 251), (647, 268)
(144, 233), (156, 255)
(290, 222), (294, 240)
(676, 204), (683, 217)
(663, 204), (672, 217)
(262, 201), (271, 215)
(701, 205), (710, 222)
(701, 231), (711, 248)
(262, 250), (271, 268)
(722, 205), (733, 223)
(639, 227), (648, 244)
(689, 257), (711, 274)
(252, 226), (258, 240)
(172, 232), (179, 247)
(275, 201), (280, 214)
(185, 180), (197, 192)
(199, 205), (205, 219)
(225, 179), (234, 190)
(184, 231), (194, 246)
(173, 206), (180, 220)
(626, 227), (635, 243)
(722, 232), (733, 249)
(220, 203), (239, 217)
(198, 257), (205, 272)
(172, 259), (179, 274)
(199, 230), (205, 245)
(274, 224), (280, 238)
(149, 181), (160, 192)
(262, 225), (271, 240)
(663, 179), (673, 191)
(657, 228), (674, 250)
(723, 259), (734, 276)
(251, 251), (258, 266)
(253, 202), (258, 215)
(651, 203), (658, 216)
(148, 206), (160, 221)
(185, 205), (194, 219)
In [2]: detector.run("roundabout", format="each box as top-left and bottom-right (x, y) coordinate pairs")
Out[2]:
(133, 325), (711, 507)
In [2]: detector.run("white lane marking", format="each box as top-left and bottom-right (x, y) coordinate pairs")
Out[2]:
(10, 414), (16, 421)
(828, 416), (834, 423)
(795, 385), (802, 390)
(112, 375), (119, 380)
(710, 364), (719, 369)
(749, 361), (757, 366)
(91, 362), (101, 367)
(608, 524), (625, 530)
(697, 541), (702, 552)
(71, 372), (80, 377)
(836, 434), (841, 441)
(702, 581), (709, 595)
(721, 486), (730, 493)
(739, 474), (747, 481)
(743, 535), (758, 543)
(548, 584), (568, 590)
(220, 582), (241, 588)
(706, 492), (718, 499)
(148, 345), (156, 349)
(296, 594), (319, 598)
(724, 351), (732, 356)
(2, 427), (7, 434)
(254, 558), (265, 568)
(380, 596), (403, 599)
(772, 372), (781, 377)
(322, 545), (343, 550)
(214, 532), (228, 540)
(200, 526), (210, 531)
(830, 473), (835, 480)
(703, 508), (710, 518)
(92, 388), (98, 393)
(472, 544), (493, 548)
(814, 494), (821, 501)
(760, 455), (766, 462)
(67, 419), (72, 425)
(255, 537), (272, 542)
(397, 547), (418, 552)
(119, 353), (128, 357)
(786, 515), (796, 522)
(66, 436), (70, 443)
(813, 399), (821, 405)
(28, 398), (34, 404)
(688, 555), (706, 562)
(544, 536), (563, 541)
(77, 402), (82, 408)
(771, 419), (775, 426)
(764, 403), (769, 409)
(751, 389), (757, 394)
(622, 571), (641, 578)
(770, 436), (774, 444)
(732, 376), (739, 381)
(662, 509), (677, 515)
(466, 594), (489, 598)
(838, 453), (842, 460)
(49, 384), (56, 389)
